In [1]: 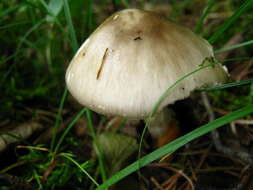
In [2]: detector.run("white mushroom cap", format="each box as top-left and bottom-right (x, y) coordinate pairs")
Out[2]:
(66, 9), (227, 119)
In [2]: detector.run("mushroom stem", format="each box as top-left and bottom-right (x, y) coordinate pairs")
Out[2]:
(147, 107), (180, 147)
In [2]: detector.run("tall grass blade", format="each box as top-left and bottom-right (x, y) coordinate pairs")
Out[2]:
(0, 19), (45, 90)
(214, 40), (253, 54)
(63, 0), (79, 51)
(60, 153), (99, 186)
(223, 57), (253, 62)
(0, 4), (20, 20)
(54, 108), (86, 153)
(0, 21), (30, 30)
(51, 0), (79, 153)
(202, 79), (253, 91)
(194, 0), (215, 33)
(46, 0), (64, 21)
(38, 0), (65, 30)
(51, 88), (68, 151)
(208, 0), (253, 44)
(84, 0), (94, 35)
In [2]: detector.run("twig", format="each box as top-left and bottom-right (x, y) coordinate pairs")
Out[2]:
(201, 92), (253, 164)
(232, 120), (253, 125)
(163, 173), (180, 190)
(197, 144), (212, 169)
(150, 163), (195, 190)
(150, 176), (164, 190)
(0, 121), (44, 152)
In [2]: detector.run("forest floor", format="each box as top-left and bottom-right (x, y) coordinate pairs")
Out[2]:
(0, 0), (253, 190)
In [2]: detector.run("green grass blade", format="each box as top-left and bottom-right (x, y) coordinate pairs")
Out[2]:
(61, 0), (104, 182)
(201, 79), (253, 91)
(208, 0), (253, 44)
(38, 0), (62, 19)
(95, 104), (253, 190)
(0, 21), (30, 30)
(223, 57), (253, 62)
(51, 88), (68, 151)
(13, 18), (45, 55)
(0, 18), (46, 90)
(214, 40), (253, 54)
(84, 0), (94, 35)
(0, 4), (21, 20)
(194, 0), (215, 33)
(46, 0), (64, 21)
(113, 0), (130, 8)
(60, 153), (99, 186)
(38, 0), (65, 30)
(63, 0), (79, 51)
(149, 61), (216, 119)
(86, 110), (108, 182)
(51, 0), (79, 153)
(54, 108), (86, 153)
(0, 54), (18, 89)
(86, 110), (96, 139)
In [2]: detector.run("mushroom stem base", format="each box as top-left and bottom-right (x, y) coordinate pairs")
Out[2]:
(146, 107), (180, 147)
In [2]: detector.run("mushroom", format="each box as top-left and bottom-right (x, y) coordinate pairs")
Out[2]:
(66, 9), (227, 140)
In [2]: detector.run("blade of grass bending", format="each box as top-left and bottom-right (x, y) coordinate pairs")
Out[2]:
(60, 153), (99, 186)
(137, 59), (217, 180)
(95, 104), (253, 190)
(139, 59), (245, 186)
(214, 40), (253, 54)
(138, 60), (218, 165)
(51, 87), (68, 151)
(151, 62), (218, 120)
(54, 108), (86, 154)
(202, 79), (253, 91)
(194, 0), (215, 33)
(63, 0), (79, 51)
(208, 0), (253, 44)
